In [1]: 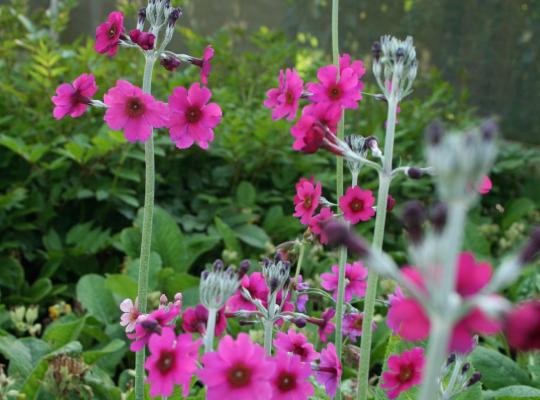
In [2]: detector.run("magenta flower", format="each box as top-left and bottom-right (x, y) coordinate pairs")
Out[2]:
(270, 352), (314, 400)
(119, 297), (140, 333)
(380, 347), (425, 399)
(387, 252), (501, 353)
(339, 186), (376, 224)
(95, 11), (125, 57)
(273, 328), (319, 363)
(198, 333), (274, 400)
(189, 45), (215, 85)
(293, 177), (322, 224)
(264, 68), (304, 121)
(51, 73), (97, 120)
(342, 313), (375, 341)
(478, 175), (492, 195)
(321, 261), (368, 302)
(167, 83), (222, 149)
(307, 65), (361, 109)
(505, 301), (540, 351)
(129, 29), (155, 51)
(182, 304), (227, 337)
(104, 80), (168, 143)
(339, 53), (366, 93)
(309, 207), (334, 244)
(145, 327), (200, 398)
(227, 272), (268, 312)
(291, 103), (342, 154)
(315, 343), (342, 399)
(127, 306), (180, 351)
(295, 275), (310, 312)
(310, 308), (335, 343)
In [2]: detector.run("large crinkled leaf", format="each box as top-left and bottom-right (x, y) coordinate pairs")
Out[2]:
(471, 346), (532, 389)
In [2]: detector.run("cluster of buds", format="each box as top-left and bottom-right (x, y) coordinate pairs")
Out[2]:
(200, 259), (249, 311)
(48, 301), (72, 320)
(372, 35), (418, 101)
(345, 135), (382, 174)
(0, 364), (19, 399)
(439, 351), (482, 398)
(262, 254), (291, 296)
(42, 355), (92, 399)
(10, 305), (41, 336)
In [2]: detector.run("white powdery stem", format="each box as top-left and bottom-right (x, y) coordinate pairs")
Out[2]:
(204, 307), (218, 352)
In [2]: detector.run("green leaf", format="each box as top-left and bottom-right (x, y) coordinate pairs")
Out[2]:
(119, 227), (141, 258)
(83, 339), (125, 365)
(471, 346), (532, 390)
(106, 274), (138, 299)
(43, 316), (87, 349)
(502, 198), (537, 229)
(484, 385), (540, 400)
(0, 335), (33, 379)
(76, 274), (118, 324)
(236, 181), (256, 208)
(215, 217), (243, 258)
(234, 224), (271, 249)
(0, 256), (24, 290)
(126, 252), (162, 291)
(183, 234), (220, 269)
(160, 270), (200, 299)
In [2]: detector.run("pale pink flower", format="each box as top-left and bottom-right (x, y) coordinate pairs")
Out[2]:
(380, 347), (425, 399)
(321, 261), (368, 302)
(293, 177), (322, 224)
(145, 327), (200, 397)
(104, 80), (168, 143)
(51, 73), (97, 120)
(273, 328), (319, 363)
(307, 65), (361, 109)
(315, 343), (342, 399)
(95, 11), (125, 57)
(338, 186), (376, 224)
(309, 207), (334, 244)
(264, 68), (304, 121)
(198, 333), (274, 400)
(119, 297), (140, 333)
(478, 175), (492, 195)
(270, 352), (314, 400)
(168, 83), (222, 149)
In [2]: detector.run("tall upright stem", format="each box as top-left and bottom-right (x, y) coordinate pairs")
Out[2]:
(330, 1), (347, 399)
(356, 86), (398, 400)
(134, 55), (157, 400)
(264, 292), (277, 355)
(204, 308), (218, 353)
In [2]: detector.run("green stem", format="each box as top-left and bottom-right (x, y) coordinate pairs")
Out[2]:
(331, 1), (347, 399)
(294, 242), (306, 282)
(204, 308), (218, 353)
(134, 55), (157, 400)
(264, 291), (277, 355)
(356, 85), (398, 400)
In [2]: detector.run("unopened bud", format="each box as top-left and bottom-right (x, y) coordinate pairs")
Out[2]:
(386, 195), (396, 212)
(480, 118), (499, 141)
(446, 353), (456, 366)
(519, 226), (540, 264)
(401, 201), (426, 244)
(425, 121), (445, 146)
(168, 7), (182, 27)
(372, 41), (382, 61)
(461, 363), (470, 374)
(430, 202), (448, 233)
(238, 259), (250, 278)
(213, 259), (224, 271)
(159, 294), (168, 305)
(294, 318), (307, 328)
(467, 372), (482, 387)
(406, 167), (423, 179)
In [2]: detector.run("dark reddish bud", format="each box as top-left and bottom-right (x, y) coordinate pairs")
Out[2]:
(238, 259), (250, 278)
(461, 363), (470, 374)
(141, 319), (161, 334)
(446, 353), (456, 366)
(168, 8), (182, 27)
(467, 372), (482, 387)
(386, 195), (396, 212)
(322, 219), (370, 257)
(293, 318), (307, 328)
(425, 120), (445, 146)
(161, 55), (182, 71)
(372, 41), (382, 61)
(138, 7), (147, 25)
(430, 202), (448, 233)
(407, 167), (423, 179)
(480, 118), (499, 141)
(401, 200), (426, 244)
(519, 226), (540, 265)
(129, 29), (155, 50)
(213, 259), (224, 271)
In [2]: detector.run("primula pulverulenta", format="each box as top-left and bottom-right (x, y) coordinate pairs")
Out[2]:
(314, 343), (342, 399)
(51, 73), (97, 120)
(264, 68), (304, 121)
(338, 186), (376, 224)
(321, 261), (368, 302)
(293, 177), (322, 224)
(273, 328), (320, 363)
(380, 347), (425, 399)
(94, 11), (124, 56)
(270, 351), (314, 400)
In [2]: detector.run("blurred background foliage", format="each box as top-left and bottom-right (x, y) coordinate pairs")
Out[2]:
(0, 0), (539, 398)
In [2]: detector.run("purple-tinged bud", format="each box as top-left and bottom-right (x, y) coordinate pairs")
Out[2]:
(141, 319), (161, 334)
(519, 226), (540, 264)
(467, 372), (482, 387)
(238, 259), (250, 278)
(480, 118), (499, 141)
(396, 47), (405, 60)
(213, 259), (224, 271)
(168, 7), (182, 27)
(401, 200), (426, 244)
(138, 7), (147, 25)
(446, 353), (456, 366)
(159, 294), (168, 305)
(430, 202), (448, 233)
(270, 278), (280, 294)
(406, 167), (423, 179)
(425, 120), (445, 146)
(161, 55), (182, 72)
(293, 318), (307, 328)
(363, 136), (378, 152)
(201, 271), (209, 280)
(174, 292), (182, 302)
(322, 219), (371, 257)
(386, 195), (396, 212)
(372, 41), (382, 61)
(461, 363), (470, 374)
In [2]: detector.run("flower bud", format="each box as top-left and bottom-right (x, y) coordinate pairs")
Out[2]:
(401, 201), (426, 244)
(238, 259), (250, 278)
(293, 318), (307, 328)
(425, 120), (445, 146)
(480, 118), (499, 142)
(406, 167), (423, 179)
(467, 372), (482, 387)
(519, 226), (540, 265)
(321, 219), (370, 257)
(372, 41), (382, 61)
(168, 7), (182, 27)
(461, 363), (470, 374)
(430, 202), (448, 233)
(386, 195), (396, 212)
(161, 55), (182, 71)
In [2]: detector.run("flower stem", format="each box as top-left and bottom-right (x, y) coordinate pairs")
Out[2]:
(356, 86), (398, 400)
(134, 55), (157, 400)
(204, 308), (218, 352)
(264, 292), (277, 355)
(331, 1), (347, 399)
(294, 242), (306, 282)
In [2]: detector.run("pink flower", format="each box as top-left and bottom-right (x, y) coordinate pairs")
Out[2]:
(387, 253), (501, 353)
(339, 186), (376, 224)
(307, 65), (361, 109)
(342, 313), (375, 341)
(273, 328), (319, 363)
(51, 73), (97, 120)
(270, 352), (314, 400)
(321, 261), (368, 302)
(227, 272), (268, 312)
(295, 275), (310, 312)
(104, 80), (168, 143)
(189, 45), (215, 85)
(291, 103), (342, 154)
(198, 333), (275, 400)
(311, 308), (335, 343)
(129, 29), (155, 51)
(315, 343), (342, 399)
(380, 347), (425, 399)
(339, 53), (365, 93)
(182, 304), (227, 337)
(309, 207), (334, 244)
(293, 177), (322, 224)
(264, 68), (304, 121)
(119, 298), (140, 333)
(387, 194), (396, 212)
(95, 11), (125, 56)
(478, 175), (492, 195)
(504, 301), (540, 351)
(127, 306), (180, 352)
(145, 327), (200, 398)
(167, 83), (222, 149)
